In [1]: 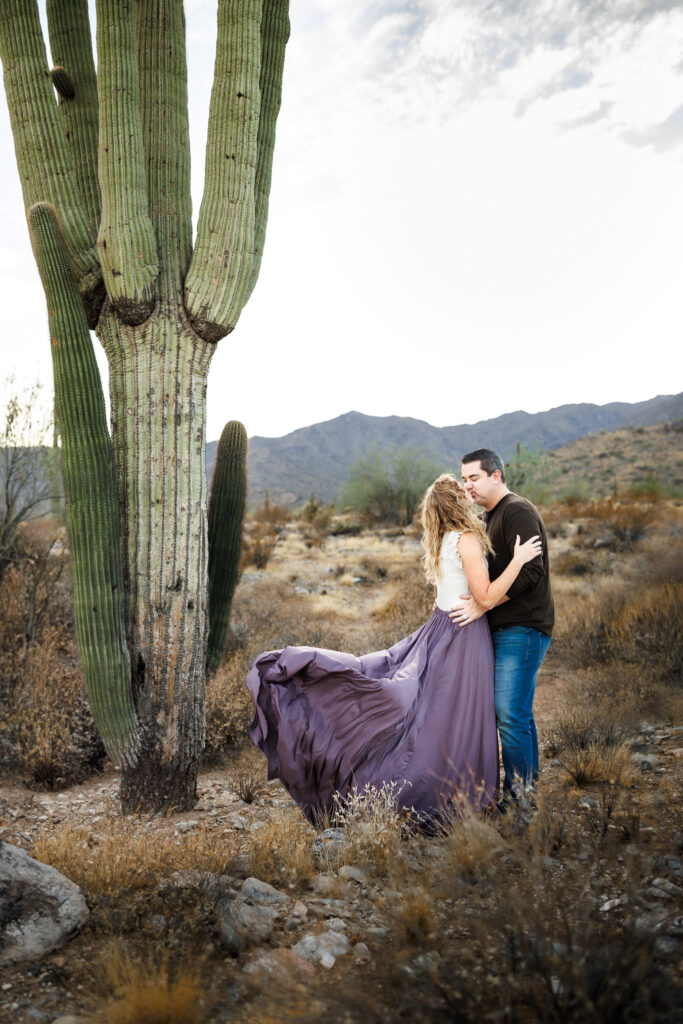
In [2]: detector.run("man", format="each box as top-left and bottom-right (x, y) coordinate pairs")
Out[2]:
(450, 448), (554, 807)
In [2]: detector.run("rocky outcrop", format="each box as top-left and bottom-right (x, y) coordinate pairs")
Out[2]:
(0, 842), (88, 965)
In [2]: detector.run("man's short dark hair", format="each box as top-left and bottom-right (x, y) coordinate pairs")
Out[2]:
(461, 448), (506, 482)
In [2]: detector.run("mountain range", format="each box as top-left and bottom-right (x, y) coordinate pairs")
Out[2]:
(207, 392), (683, 506)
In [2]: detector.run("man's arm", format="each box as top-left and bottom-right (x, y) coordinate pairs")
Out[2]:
(502, 506), (545, 599)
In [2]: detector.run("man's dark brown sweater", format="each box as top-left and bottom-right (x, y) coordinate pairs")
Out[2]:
(485, 492), (554, 636)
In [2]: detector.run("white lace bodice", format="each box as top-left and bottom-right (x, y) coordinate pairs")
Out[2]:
(434, 531), (471, 612)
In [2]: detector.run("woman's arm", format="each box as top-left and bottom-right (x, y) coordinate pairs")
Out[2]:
(458, 531), (541, 612)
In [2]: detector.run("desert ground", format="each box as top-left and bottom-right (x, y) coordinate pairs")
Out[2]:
(1, 497), (681, 1023)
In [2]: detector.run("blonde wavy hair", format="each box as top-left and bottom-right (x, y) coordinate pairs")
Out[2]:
(419, 473), (493, 584)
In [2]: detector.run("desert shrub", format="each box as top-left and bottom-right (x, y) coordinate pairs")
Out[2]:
(252, 492), (290, 528)
(389, 884), (437, 944)
(543, 712), (632, 758)
(435, 810), (505, 879)
(330, 781), (418, 875)
(398, 862), (682, 1023)
(554, 579), (682, 681)
(203, 650), (254, 762)
(340, 444), (443, 525)
(504, 442), (559, 505)
(552, 550), (595, 576)
(329, 517), (362, 536)
(559, 740), (635, 788)
(247, 813), (315, 887)
(9, 632), (105, 787)
(32, 817), (236, 899)
(240, 519), (279, 570)
(582, 499), (658, 550)
(85, 943), (207, 1024)
(578, 663), (679, 723)
(371, 563), (433, 645)
(231, 764), (262, 803)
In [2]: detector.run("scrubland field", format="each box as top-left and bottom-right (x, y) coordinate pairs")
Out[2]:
(1, 492), (682, 1023)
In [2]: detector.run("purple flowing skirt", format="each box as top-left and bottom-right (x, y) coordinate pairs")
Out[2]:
(246, 608), (498, 825)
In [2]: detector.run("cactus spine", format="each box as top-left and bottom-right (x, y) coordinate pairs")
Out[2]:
(1, 0), (289, 813)
(207, 421), (248, 674)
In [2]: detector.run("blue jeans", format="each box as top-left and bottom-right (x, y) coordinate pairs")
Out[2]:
(491, 626), (552, 798)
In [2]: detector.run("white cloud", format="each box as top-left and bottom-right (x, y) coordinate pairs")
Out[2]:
(0, 0), (681, 441)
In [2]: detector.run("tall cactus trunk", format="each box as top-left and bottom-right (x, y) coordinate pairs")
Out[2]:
(1, 0), (288, 813)
(99, 306), (213, 812)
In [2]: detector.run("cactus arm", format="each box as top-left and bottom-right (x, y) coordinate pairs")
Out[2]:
(135, 0), (193, 299)
(0, 0), (101, 316)
(28, 201), (139, 768)
(46, 0), (101, 235)
(207, 421), (247, 674)
(95, 0), (159, 325)
(247, 0), (289, 301)
(183, 0), (262, 343)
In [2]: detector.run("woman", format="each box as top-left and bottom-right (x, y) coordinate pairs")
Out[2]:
(245, 473), (541, 826)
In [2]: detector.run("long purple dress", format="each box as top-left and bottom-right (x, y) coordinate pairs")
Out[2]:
(246, 531), (498, 825)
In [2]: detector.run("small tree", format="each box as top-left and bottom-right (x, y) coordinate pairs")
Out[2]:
(0, 379), (55, 582)
(341, 445), (442, 524)
(505, 442), (559, 506)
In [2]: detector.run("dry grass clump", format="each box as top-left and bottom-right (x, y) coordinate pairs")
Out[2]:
(84, 943), (207, 1024)
(370, 565), (433, 644)
(247, 812), (316, 888)
(241, 519), (280, 570)
(331, 781), (418, 875)
(7, 630), (105, 788)
(560, 740), (636, 789)
(31, 816), (236, 898)
(554, 578), (682, 681)
(203, 650), (255, 762)
(436, 809), (506, 878)
(413, 864), (680, 1024)
(544, 712), (637, 788)
(390, 884), (437, 944)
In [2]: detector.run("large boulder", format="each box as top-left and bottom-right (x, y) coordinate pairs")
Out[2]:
(0, 842), (89, 965)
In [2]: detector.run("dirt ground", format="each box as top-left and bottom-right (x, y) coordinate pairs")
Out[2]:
(1, 523), (681, 1022)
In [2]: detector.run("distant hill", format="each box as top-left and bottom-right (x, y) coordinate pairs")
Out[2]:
(207, 393), (683, 506)
(545, 419), (683, 499)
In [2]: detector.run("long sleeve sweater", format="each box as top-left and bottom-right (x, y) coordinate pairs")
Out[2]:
(485, 492), (554, 636)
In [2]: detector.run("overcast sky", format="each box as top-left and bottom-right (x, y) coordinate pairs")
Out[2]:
(1, 0), (682, 441)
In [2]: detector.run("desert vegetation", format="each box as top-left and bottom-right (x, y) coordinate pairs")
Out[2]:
(1, 480), (681, 1022)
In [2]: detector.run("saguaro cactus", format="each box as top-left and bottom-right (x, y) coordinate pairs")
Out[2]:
(207, 421), (248, 674)
(0, 0), (288, 812)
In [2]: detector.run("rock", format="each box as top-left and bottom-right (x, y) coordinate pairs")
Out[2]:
(671, 748), (683, 759)
(366, 926), (388, 940)
(600, 898), (624, 913)
(175, 820), (199, 833)
(651, 877), (682, 898)
(339, 865), (369, 885)
(353, 942), (371, 962)
(241, 877), (289, 907)
(0, 842), (88, 965)
(51, 1017), (85, 1024)
(630, 752), (657, 771)
(293, 929), (350, 968)
(243, 948), (315, 978)
(654, 936), (679, 958)
(327, 917), (347, 932)
(313, 829), (347, 867)
(634, 910), (669, 938)
(216, 896), (278, 955)
(285, 901), (308, 930)
(309, 873), (337, 896)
